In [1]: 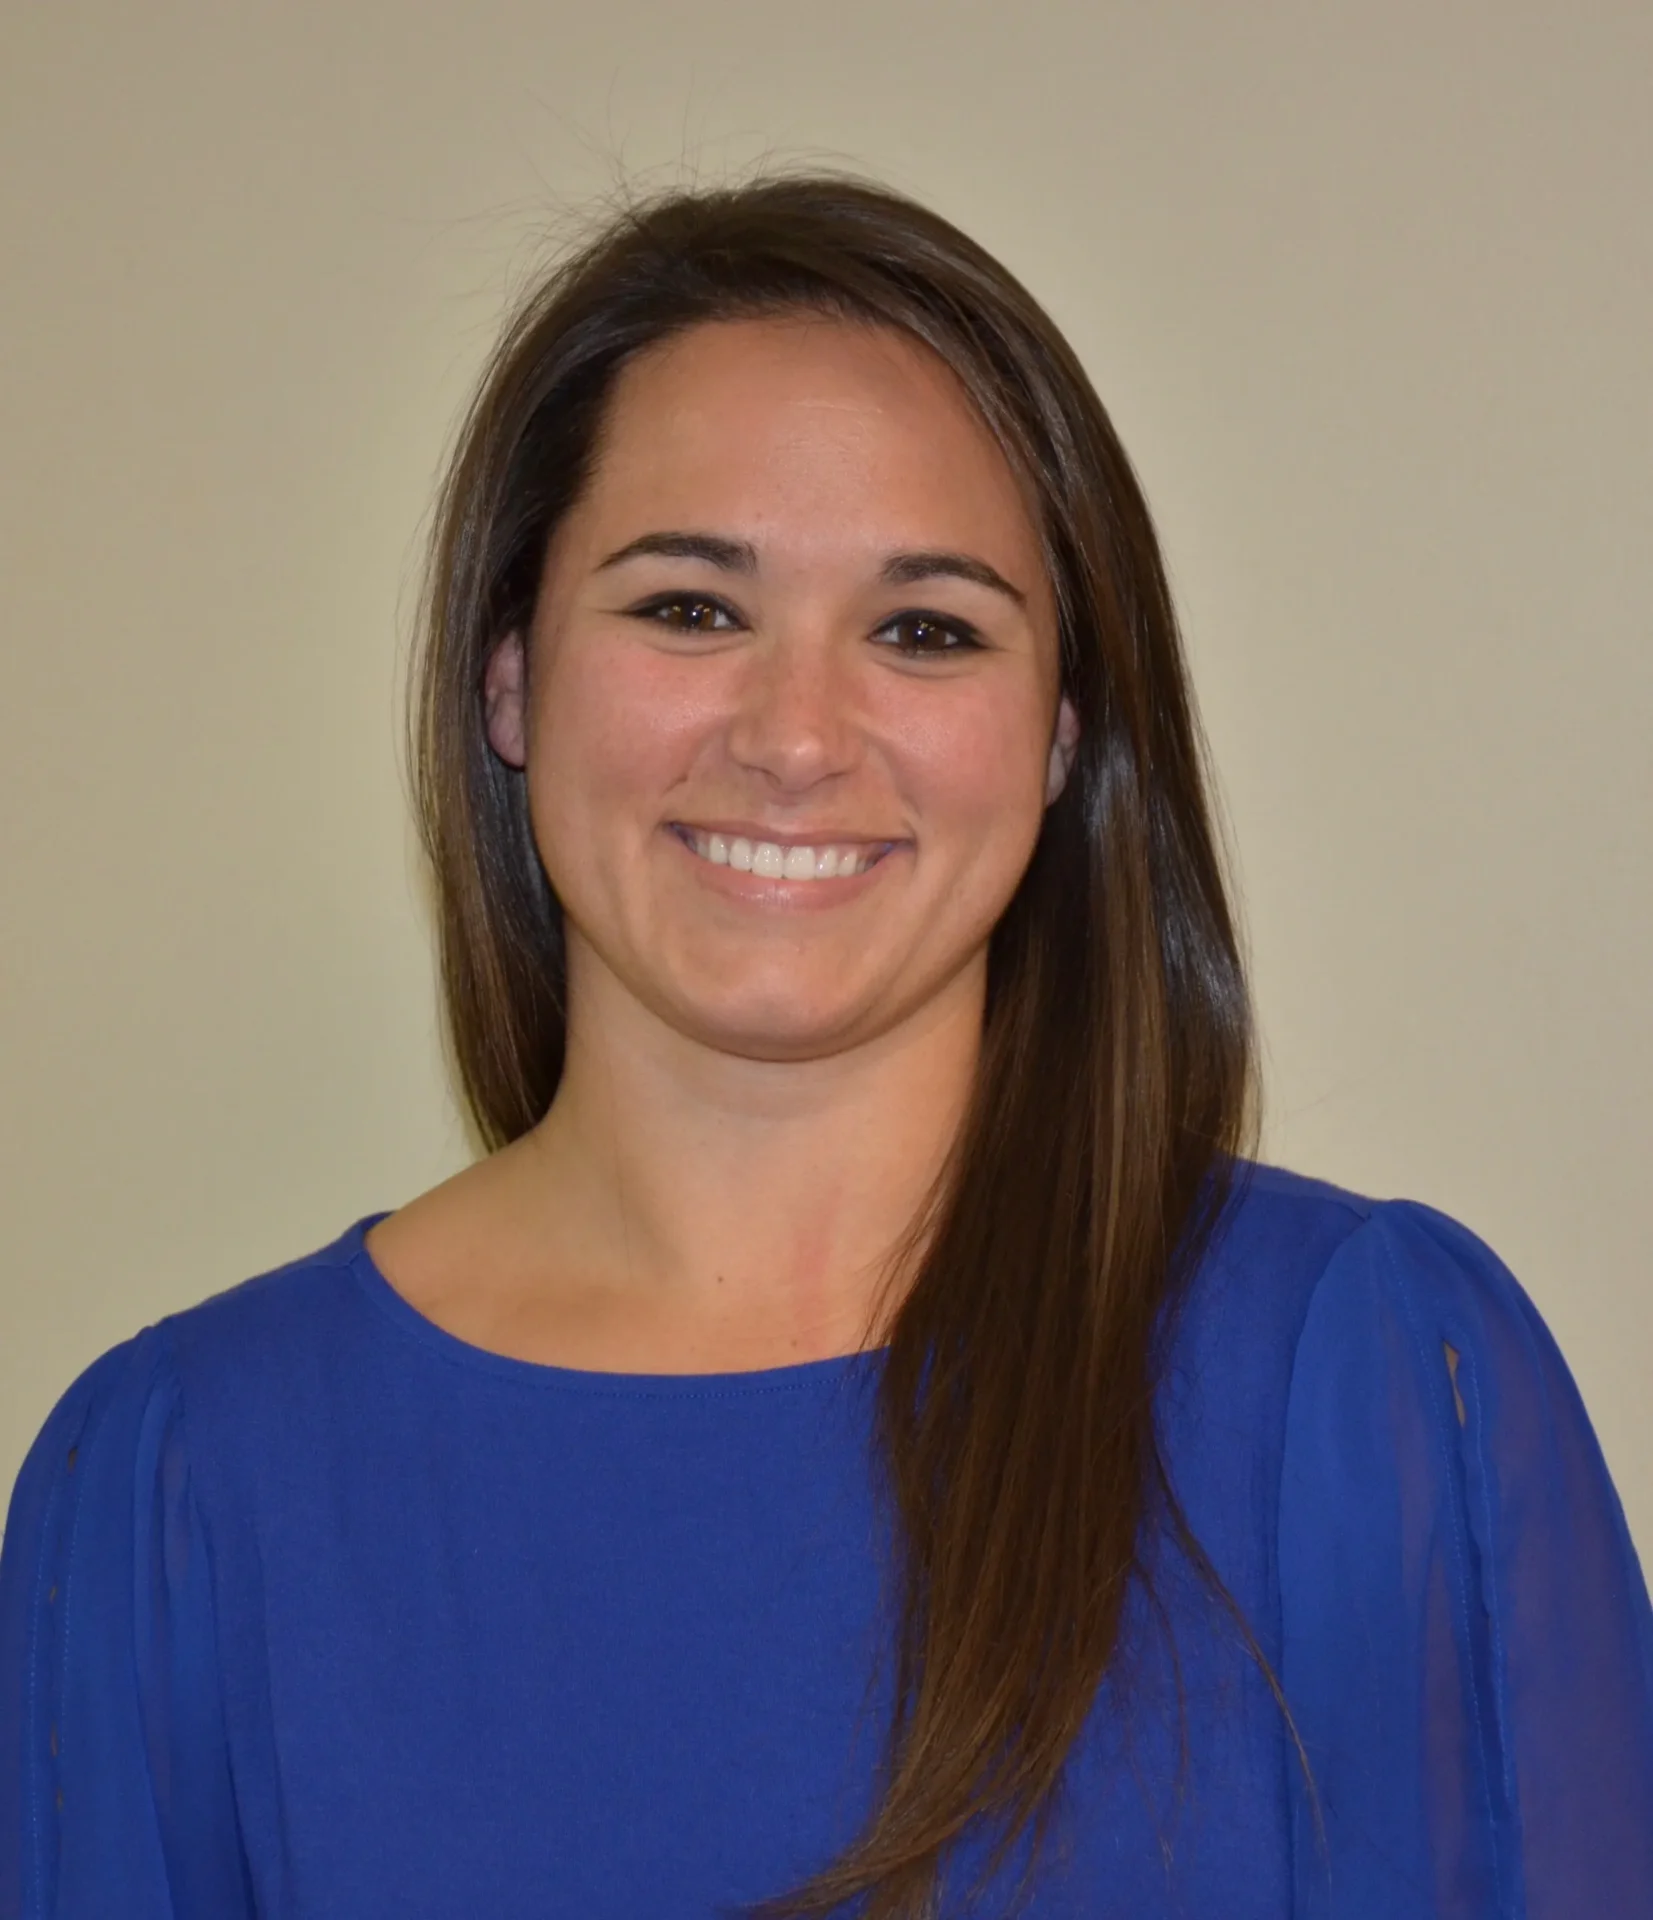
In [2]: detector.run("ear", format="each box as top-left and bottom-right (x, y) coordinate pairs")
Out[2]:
(484, 632), (528, 768)
(1044, 696), (1080, 805)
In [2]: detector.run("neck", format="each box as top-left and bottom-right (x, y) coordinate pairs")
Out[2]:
(516, 955), (985, 1365)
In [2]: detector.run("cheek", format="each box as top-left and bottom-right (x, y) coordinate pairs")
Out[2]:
(888, 679), (1053, 872)
(528, 639), (719, 834)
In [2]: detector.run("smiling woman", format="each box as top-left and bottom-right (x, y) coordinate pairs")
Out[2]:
(3, 175), (1651, 1920)
(468, 316), (1071, 1087)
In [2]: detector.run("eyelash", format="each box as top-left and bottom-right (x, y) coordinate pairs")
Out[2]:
(625, 594), (984, 657)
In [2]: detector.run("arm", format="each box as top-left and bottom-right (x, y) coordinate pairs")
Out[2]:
(0, 1331), (251, 1918)
(1280, 1202), (1653, 1918)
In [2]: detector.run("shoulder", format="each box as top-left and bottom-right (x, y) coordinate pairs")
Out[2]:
(1271, 1179), (1648, 1682)
(11, 1328), (175, 1493)
(1201, 1160), (1377, 1306)
(1281, 1185), (1565, 1439)
(4, 1220), (382, 1550)
(1159, 1164), (1575, 1567)
(1190, 1160), (1544, 1386)
(1279, 1187), (1637, 1565)
(156, 1216), (383, 1398)
(1, 1330), (178, 1612)
(1166, 1161), (1378, 1412)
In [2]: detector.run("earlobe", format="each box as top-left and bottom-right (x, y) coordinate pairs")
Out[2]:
(484, 633), (529, 769)
(1044, 697), (1080, 805)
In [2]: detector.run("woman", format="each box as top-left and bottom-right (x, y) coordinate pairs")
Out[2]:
(3, 174), (1650, 1919)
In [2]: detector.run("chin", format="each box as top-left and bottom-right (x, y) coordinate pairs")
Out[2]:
(669, 977), (874, 1062)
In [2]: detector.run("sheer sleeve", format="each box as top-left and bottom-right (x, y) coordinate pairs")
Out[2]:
(0, 1329), (252, 1917)
(1279, 1201), (1653, 1918)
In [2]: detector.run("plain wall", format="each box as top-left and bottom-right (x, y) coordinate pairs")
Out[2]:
(2, 1), (1649, 1554)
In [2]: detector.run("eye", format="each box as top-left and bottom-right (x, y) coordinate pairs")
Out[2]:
(627, 593), (742, 633)
(874, 611), (984, 657)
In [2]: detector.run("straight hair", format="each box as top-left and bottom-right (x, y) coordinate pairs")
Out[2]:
(410, 172), (1258, 1918)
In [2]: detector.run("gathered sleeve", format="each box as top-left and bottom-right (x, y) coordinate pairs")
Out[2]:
(0, 1330), (252, 1918)
(1279, 1201), (1653, 1918)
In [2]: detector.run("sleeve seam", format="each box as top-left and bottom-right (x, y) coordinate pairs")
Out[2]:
(21, 1355), (135, 1916)
(1371, 1208), (1520, 1920)
(20, 1445), (69, 1918)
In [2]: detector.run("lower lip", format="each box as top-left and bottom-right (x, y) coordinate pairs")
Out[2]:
(665, 827), (904, 906)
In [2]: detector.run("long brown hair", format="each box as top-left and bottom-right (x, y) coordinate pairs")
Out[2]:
(411, 173), (1256, 1917)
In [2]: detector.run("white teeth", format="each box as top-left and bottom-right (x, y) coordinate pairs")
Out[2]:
(680, 829), (883, 882)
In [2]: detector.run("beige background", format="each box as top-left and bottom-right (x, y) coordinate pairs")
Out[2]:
(2, 2), (1648, 1556)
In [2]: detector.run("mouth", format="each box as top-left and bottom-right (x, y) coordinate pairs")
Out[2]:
(668, 824), (901, 883)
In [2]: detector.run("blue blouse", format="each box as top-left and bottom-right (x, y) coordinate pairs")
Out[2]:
(3, 1164), (1651, 1917)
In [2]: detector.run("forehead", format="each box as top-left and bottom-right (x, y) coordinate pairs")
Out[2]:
(576, 316), (1045, 575)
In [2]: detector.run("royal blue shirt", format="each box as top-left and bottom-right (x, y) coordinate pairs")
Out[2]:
(4, 1164), (1652, 1916)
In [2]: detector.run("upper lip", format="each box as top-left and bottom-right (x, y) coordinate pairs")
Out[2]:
(669, 821), (907, 848)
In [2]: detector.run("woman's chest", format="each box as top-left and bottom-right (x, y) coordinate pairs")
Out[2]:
(212, 1396), (1293, 1919)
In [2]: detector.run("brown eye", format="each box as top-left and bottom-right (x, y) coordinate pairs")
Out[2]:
(632, 594), (739, 632)
(876, 612), (982, 656)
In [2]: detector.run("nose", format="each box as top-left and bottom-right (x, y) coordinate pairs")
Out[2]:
(724, 630), (863, 792)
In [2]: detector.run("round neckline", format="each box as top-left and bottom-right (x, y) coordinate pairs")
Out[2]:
(343, 1213), (887, 1397)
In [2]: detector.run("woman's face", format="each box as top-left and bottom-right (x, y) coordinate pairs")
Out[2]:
(486, 315), (1077, 1063)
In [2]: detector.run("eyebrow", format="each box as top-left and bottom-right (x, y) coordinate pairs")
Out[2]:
(596, 530), (758, 574)
(595, 530), (1028, 609)
(878, 549), (1027, 608)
